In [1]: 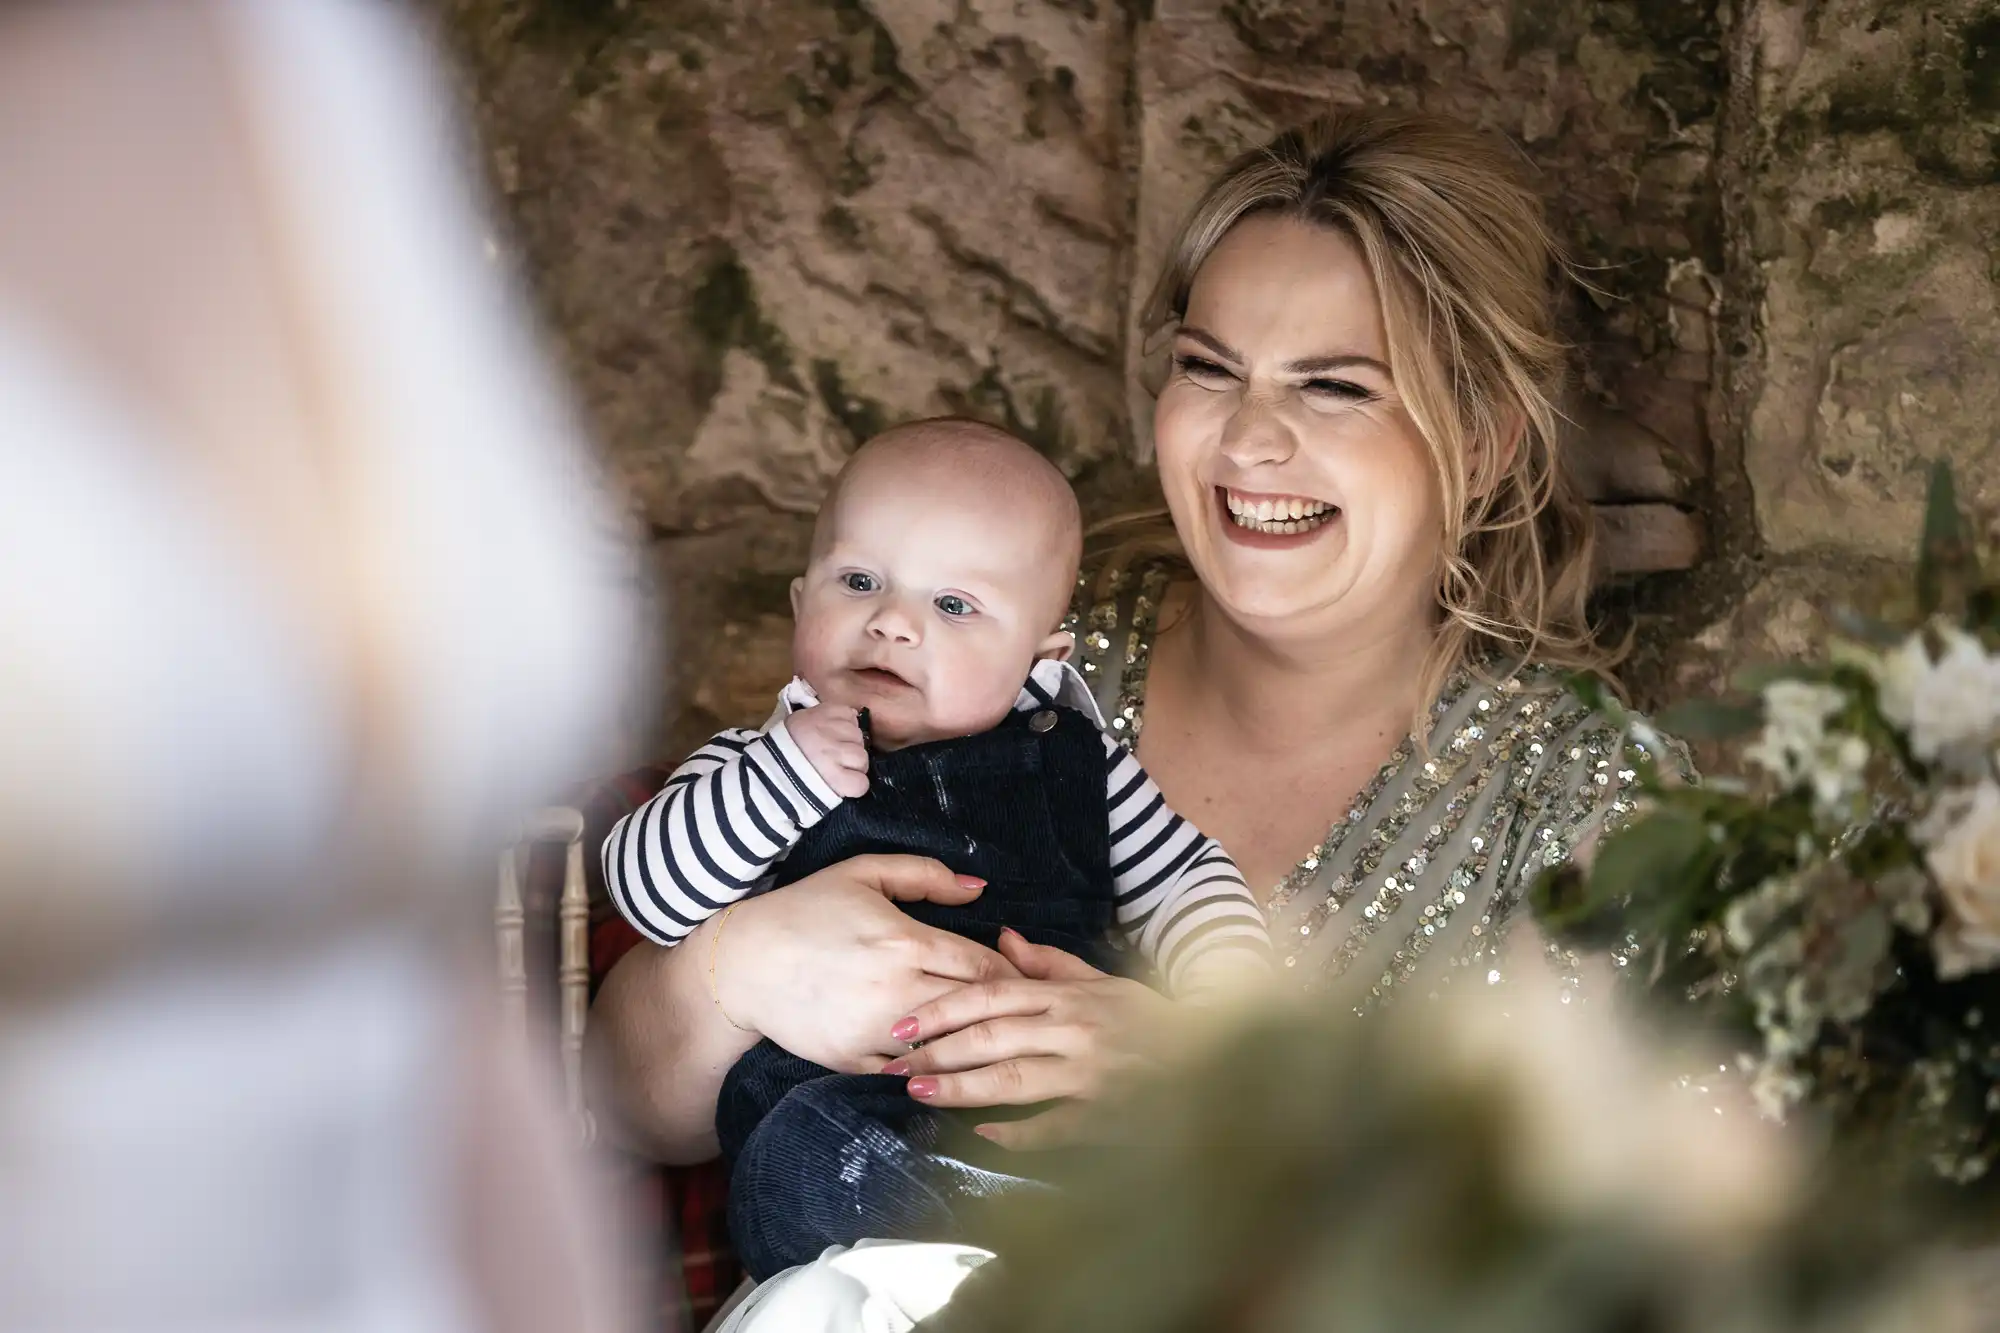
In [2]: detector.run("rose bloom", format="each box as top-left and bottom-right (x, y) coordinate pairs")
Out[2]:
(1924, 779), (2000, 978)
(1877, 627), (2000, 762)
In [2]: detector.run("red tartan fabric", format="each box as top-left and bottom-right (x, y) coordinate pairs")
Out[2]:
(591, 916), (743, 1333)
(546, 762), (743, 1333)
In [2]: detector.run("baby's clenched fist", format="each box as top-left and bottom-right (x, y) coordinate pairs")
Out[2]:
(786, 703), (870, 799)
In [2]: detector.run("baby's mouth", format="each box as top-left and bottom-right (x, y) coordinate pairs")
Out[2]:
(850, 665), (915, 689)
(1220, 486), (1339, 536)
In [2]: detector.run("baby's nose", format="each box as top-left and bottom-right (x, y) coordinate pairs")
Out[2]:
(866, 603), (921, 644)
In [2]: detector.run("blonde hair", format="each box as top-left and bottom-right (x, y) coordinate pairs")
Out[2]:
(1109, 107), (1615, 723)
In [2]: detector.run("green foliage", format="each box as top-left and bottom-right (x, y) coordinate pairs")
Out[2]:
(1917, 458), (1980, 617)
(1532, 461), (2000, 1208)
(687, 251), (801, 396)
(1654, 698), (1762, 740)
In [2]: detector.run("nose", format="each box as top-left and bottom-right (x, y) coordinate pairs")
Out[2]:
(866, 599), (922, 646)
(1218, 392), (1299, 470)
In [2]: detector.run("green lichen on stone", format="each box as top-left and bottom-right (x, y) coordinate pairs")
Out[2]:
(1961, 10), (2000, 112)
(509, 0), (634, 44)
(1508, 1), (1723, 127)
(1810, 190), (1890, 233)
(1623, 0), (1725, 126)
(1789, 12), (2000, 187)
(941, 365), (1073, 461)
(688, 251), (802, 399)
(1507, 0), (1585, 63)
(812, 359), (890, 447)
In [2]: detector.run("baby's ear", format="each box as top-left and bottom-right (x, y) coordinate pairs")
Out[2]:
(1037, 629), (1076, 663)
(789, 576), (804, 618)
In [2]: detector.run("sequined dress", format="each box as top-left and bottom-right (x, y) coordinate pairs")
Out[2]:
(1063, 555), (1661, 1014)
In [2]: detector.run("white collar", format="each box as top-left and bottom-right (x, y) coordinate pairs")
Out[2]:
(771, 657), (1107, 734)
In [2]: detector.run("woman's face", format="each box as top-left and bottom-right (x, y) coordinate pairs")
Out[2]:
(1152, 214), (1444, 641)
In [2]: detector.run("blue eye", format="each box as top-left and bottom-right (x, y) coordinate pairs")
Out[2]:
(935, 594), (972, 617)
(842, 572), (879, 593)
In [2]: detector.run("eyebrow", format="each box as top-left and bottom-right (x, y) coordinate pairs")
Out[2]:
(1177, 326), (1391, 379)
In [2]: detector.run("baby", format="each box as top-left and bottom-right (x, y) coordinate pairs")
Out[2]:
(602, 417), (1268, 1279)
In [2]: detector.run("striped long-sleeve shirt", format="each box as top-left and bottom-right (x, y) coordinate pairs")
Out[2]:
(600, 660), (1269, 997)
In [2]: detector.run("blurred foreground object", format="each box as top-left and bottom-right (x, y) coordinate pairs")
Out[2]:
(935, 942), (1987, 1333)
(1537, 461), (2000, 1220)
(0, 1), (647, 1328)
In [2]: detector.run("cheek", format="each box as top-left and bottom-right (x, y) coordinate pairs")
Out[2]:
(790, 606), (849, 676)
(928, 634), (1028, 716)
(1347, 423), (1445, 556)
(1151, 387), (1216, 482)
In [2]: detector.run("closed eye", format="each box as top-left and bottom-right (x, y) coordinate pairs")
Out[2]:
(1173, 353), (1236, 388)
(1304, 377), (1377, 403)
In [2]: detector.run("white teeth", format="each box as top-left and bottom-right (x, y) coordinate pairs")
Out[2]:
(1221, 491), (1337, 536)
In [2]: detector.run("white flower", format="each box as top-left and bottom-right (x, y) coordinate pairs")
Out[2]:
(1765, 680), (1846, 739)
(1743, 681), (1868, 822)
(1744, 680), (1846, 786)
(1922, 779), (2000, 979)
(1746, 1057), (1810, 1122)
(1869, 633), (1928, 731)
(1882, 627), (2000, 761)
(1421, 934), (1797, 1241)
(1808, 733), (1870, 822)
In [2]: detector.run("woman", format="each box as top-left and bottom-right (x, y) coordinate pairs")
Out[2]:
(590, 106), (1666, 1313)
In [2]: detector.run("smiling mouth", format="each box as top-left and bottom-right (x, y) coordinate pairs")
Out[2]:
(1219, 487), (1339, 536)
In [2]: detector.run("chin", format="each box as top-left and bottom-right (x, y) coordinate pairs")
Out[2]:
(1188, 541), (1348, 624)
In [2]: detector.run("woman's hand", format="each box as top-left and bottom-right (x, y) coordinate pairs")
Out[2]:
(587, 854), (1019, 1162)
(716, 855), (1022, 1074)
(880, 929), (1173, 1149)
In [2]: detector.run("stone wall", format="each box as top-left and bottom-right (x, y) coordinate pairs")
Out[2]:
(1647, 0), (2000, 710)
(437, 0), (1997, 758)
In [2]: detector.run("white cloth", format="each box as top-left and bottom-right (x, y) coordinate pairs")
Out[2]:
(0, 1), (639, 1328)
(710, 1241), (992, 1333)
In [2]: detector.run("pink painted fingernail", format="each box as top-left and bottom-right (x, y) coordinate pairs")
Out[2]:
(890, 1017), (920, 1042)
(954, 874), (986, 889)
(906, 1077), (938, 1100)
(881, 1059), (910, 1076)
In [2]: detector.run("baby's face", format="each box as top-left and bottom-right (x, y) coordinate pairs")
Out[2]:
(792, 467), (1074, 749)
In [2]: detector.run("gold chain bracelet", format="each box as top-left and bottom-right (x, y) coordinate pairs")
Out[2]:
(707, 902), (754, 1032)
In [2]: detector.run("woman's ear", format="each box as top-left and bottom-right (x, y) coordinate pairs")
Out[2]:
(789, 576), (804, 618)
(1037, 629), (1076, 663)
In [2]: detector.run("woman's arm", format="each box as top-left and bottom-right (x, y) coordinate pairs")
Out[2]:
(586, 919), (756, 1163)
(585, 855), (1020, 1163)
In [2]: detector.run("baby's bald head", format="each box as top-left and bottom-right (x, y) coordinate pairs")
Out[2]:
(794, 418), (1084, 745)
(812, 417), (1082, 627)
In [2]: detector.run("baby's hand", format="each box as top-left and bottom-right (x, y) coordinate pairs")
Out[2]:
(786, 703), (870, 799)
